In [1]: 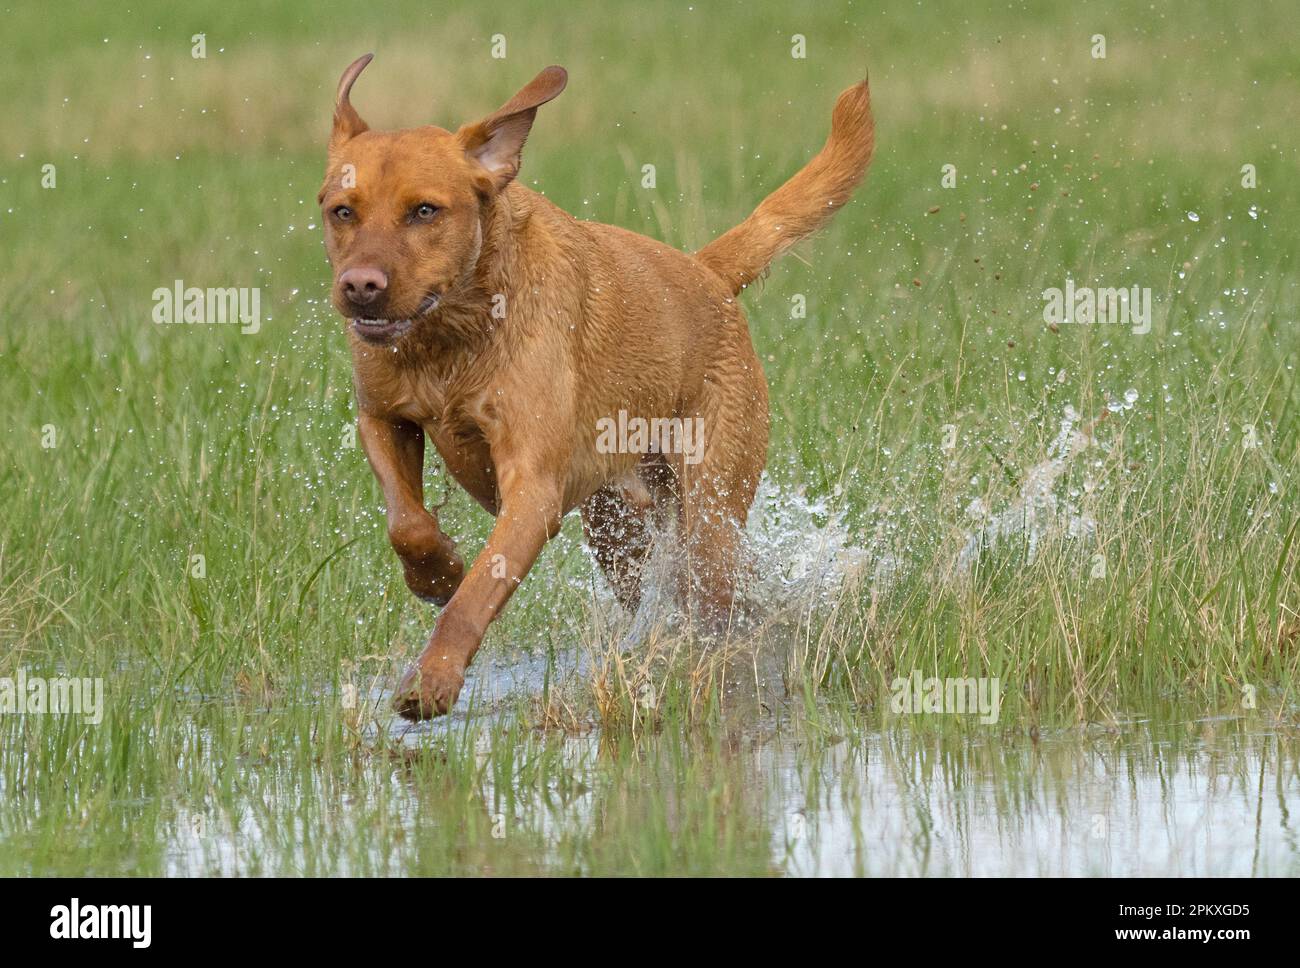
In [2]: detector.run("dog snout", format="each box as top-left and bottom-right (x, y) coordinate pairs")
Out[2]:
(338, 266), (389, 310)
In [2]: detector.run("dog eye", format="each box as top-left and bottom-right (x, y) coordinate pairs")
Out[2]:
(413, 204), (439, 221)
(332, 205), (354, 221)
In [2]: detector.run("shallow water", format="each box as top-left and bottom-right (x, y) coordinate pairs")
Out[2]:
(155, 688), (1299, 876)
(771, 722), (1298, 876)
(20, 443), (1290, 877)
(223, 464), (1298, 878)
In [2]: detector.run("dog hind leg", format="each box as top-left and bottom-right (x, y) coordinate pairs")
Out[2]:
(674, 354), (769, 632)
(581, 482), (656, 612)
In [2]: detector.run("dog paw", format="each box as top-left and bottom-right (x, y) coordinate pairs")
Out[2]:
(392, 657), (465, 720)
(402, 553), (465, 607)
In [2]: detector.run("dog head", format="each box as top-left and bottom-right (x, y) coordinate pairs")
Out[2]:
(318, 54), (566, 345)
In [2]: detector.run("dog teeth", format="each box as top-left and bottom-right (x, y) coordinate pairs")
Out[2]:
(352, 319), (413, 337)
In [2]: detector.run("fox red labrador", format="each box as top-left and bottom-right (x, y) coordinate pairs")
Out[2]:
(318, 55), (874, 718)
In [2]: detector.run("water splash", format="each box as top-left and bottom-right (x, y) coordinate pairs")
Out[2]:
(955, 405), (1100, 573)
(612, 474), (888, 645)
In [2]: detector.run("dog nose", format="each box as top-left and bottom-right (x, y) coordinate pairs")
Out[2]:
(339, 267), (388, 307)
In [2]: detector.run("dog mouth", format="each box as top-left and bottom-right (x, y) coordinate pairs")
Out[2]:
(350, 292), (441, 344)
(351, 317), (414, 343)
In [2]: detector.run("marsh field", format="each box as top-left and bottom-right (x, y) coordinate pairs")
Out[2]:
(2, 0), (1298, 876)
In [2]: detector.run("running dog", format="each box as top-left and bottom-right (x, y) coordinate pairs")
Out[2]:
(318, 55), (874, 718)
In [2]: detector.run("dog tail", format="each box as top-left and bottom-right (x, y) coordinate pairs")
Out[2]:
(695, 77), (874, 296)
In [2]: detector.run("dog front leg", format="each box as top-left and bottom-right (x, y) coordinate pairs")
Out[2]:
(393, 467), (564, 719)
(358, 413), (464, 606)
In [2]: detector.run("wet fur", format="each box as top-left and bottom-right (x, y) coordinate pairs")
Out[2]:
(318, 55), (874, 718)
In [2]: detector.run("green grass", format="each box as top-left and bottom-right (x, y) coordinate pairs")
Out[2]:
(1, 0), (1298, 875)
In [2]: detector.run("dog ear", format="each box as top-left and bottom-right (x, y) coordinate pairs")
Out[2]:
(456, 66), (567, 191)
(331, 53), (373, 149)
